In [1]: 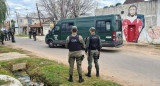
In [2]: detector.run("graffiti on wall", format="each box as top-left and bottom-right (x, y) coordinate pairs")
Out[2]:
(148, 26), (160, 39)
(122, 5), (145, 43)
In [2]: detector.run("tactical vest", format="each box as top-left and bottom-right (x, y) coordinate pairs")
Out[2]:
(89, 35), (100, 50)
(68, 35), (83, 51)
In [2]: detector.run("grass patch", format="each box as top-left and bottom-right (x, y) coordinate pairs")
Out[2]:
(0, 80), (12, 85)
(151, 44), (160, 50)
(15, 35), (28, 37)
(135, 44), (148, 47)
(0, 46), (122, 86)
(0, 58), (122, 86)
(0, 46), (24, 53)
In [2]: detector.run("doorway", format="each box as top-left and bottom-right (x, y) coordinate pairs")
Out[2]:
(128, 25), (136, 42)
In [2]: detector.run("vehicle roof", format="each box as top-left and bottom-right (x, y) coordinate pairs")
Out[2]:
(57, 14), (120, 25)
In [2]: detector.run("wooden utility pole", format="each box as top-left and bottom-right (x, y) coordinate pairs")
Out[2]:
(36, 3), (42, 26)
(36, 3), (43, 36)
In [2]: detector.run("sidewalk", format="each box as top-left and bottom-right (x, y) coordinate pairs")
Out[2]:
(36, 36), (45, 41)
(37, 36), (158, 48)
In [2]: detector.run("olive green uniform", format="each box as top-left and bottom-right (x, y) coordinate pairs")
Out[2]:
(85, 33), (101, 73)
(66, 33), (85, 76)
(0, 31), (4, 44)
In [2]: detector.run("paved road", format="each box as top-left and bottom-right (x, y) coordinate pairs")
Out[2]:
(6, 37), (160, 86)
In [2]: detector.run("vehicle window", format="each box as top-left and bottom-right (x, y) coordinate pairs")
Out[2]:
(96, 21), (111, 32)
(61, 22), (74, 32)
(106, 22), (111, 31)
(117, 20), (122, 31)
(55, 26), (60, 31)
(54, 26), (60, 31)
(52, 29), (54, 34)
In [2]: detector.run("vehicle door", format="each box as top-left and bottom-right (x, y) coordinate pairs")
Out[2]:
(53, 26), (61, 40)
(96, 20), (112, 42)
(61, 22), (73, 40)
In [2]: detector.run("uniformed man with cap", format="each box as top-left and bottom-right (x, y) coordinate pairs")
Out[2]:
(85, 27), (101, 77)
(66, 26), (85, 83)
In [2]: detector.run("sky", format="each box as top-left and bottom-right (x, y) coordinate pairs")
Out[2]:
(6, 0), (125, 20)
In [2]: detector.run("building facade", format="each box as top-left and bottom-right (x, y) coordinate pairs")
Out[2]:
(16, 16), (52, 35)
(95, 0), (160, 44)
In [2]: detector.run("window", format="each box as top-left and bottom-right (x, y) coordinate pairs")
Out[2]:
(106, 22), (111, 31)
(53, 26), (60, 34)
(55, 26), (60, 31)
(96, 21), (111, 32)
(61, 22), (74, 32)
(116, 20), (122, 31)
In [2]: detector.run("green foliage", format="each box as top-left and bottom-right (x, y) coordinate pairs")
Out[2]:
(15, 35), (29, 37)
(0, 80), (12, 85)
(0, 46), (24, 53)
(115, 3), (122, 6)
(104, 6), (109, 8)
(110, 5), (114, 7)
(0, 0), (8, 23)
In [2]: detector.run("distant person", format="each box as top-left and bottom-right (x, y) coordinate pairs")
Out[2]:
(11, 28), (16, 43)
(85, 27), (101, 77)
(25, 29), (27, 35)
(29, 29), (32, 39)
(32, 29), (37, 41)
(4, 29), (8, 41)
(0, 30), (4, 45)
(65, 26), (85, 83)
(8, 28), (11, 41)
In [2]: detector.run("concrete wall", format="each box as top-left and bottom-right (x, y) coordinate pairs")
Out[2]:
(157, 0), (160, 26)
(43, 24), (51, 36)
(31, 18), (50, 25)
(95, 1), (160, 44)
(95, 1), (158, 27)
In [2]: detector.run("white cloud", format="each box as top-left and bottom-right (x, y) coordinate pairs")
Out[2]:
(23, 0), (32, 3)
(95, 0), (125, 8)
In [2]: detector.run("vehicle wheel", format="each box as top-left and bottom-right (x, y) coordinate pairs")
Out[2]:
(61, 45), (65, 48)
(48, 40), (54, 48)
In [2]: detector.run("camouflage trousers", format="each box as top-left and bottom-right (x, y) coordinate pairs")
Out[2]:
(68, 50), (83, 76)
(87, 50), (99, 73)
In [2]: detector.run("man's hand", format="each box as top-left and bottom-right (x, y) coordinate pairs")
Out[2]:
(98, 51), (100, 55)
(85, 52), (88, 55)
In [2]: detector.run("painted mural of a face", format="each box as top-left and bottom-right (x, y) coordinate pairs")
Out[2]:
(128, 5), (137, 17)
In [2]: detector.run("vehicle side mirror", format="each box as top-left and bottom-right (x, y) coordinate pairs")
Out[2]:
(48, 30), (51, 34)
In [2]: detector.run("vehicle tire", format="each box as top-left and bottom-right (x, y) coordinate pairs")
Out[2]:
(48, 40), (54, 48)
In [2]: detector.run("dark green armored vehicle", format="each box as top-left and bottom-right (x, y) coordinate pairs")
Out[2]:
(45, 14), (123, 48)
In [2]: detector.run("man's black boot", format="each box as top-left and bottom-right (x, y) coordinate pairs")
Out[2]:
(68, 75), (73, 82)
(79, 75), (84, 83)
(96, 71), (99, 77)
(85, 71), (91, 77)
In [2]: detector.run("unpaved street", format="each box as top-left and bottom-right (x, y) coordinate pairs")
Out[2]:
(5, 37), (160, 86)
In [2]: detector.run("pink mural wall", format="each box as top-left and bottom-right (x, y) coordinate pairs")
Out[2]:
(122, 5), (145, 43)
(148, 26), (160, 39)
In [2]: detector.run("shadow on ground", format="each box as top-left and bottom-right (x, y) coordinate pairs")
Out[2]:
(101, 49), (121, 53)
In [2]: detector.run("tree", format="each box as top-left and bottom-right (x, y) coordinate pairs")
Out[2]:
(103, 6), (109, 8)
(115, 3), (122, 6)
(39, 0), (95, 20)
(0, 0), (8, 23)
(69, 0), (95, 17)
(110, 5), (114, 7)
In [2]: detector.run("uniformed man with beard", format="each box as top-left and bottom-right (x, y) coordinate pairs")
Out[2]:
(66, 26), (85, 83)
(85, 27), (101, 77)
